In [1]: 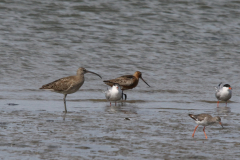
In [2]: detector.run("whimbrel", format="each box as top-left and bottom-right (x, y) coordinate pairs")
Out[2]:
(189, 114), (223, 139)
(103, 71), (150, 100)
(104, 84), (123, 106)
(215, 83), (232, 107)
(40, 67), (102, 113)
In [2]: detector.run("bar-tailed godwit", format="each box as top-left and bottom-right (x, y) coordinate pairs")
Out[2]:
(103, 71), (150, 100)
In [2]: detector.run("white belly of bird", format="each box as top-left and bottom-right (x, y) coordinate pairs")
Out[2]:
(105, 90), (122, 102)
(195, 117), (209, 126)
(109, 93), (122, 101)
(220, 91), (231, 101)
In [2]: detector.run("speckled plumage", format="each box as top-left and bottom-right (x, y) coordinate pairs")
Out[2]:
(40, 67), (102, 112)
(40, 75), (84, 94)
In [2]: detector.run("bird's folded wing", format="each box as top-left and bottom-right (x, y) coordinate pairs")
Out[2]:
(40, 77), (73, 91)
(196, 114), (210, 121)
(104, 75), (134, 86)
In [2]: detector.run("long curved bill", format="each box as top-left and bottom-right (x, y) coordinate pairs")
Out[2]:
(86, 70), (102, 79)
(219, 122), (223, 128)
(140, 77), (151, 87)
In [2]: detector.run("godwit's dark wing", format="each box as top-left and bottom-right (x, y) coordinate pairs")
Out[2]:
(103, 75), (135, 87)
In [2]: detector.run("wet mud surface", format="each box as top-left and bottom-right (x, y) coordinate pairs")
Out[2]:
(0, 98), (239, 159)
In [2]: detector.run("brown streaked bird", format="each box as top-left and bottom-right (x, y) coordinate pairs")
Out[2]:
(103, 71), (150, 100)
(40, 67), (102, 113)
(189, 114), (223, 139)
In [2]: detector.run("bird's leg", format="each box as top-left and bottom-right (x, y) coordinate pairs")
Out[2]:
(226, 101), (228, 107)
(122, 91), (127, 100)
(110, 102), (111, 106)
(63, 112), (66, 121)
(217, 101), (219, 107)
(115, 102), (117, 106)
(124, 94), (127, 100)
(203, 126), (208, 139)
(64, 94), (67, 113)
(192, 125), (199, 138)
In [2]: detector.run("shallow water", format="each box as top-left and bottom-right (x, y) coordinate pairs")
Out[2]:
(1, 0), (240, 159)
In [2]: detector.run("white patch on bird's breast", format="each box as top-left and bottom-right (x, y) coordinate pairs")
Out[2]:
(195, 117), (208, 126)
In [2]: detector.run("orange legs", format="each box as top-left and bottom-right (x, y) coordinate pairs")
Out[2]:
(192, 125), (208, 139)
(110, 102), (117, 106)
(192, 125), (199, 137)
(217, 101), (227, 107)
(203, 126), (208, 139)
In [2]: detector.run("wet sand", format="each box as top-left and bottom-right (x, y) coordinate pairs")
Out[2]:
(0, 91), (240, 159)
(1, 0), (240, 159)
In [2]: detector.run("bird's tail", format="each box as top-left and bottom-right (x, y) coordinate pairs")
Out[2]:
(103, 81), (114, 87)
(188, 114), (197, 121)
(215, 82), (222, 91)
(102, 87), (109, 93)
